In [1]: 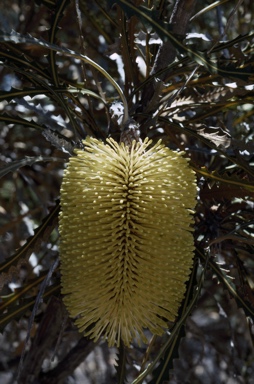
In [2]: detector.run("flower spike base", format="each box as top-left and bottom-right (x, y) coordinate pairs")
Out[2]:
(59, 137), (197, 347)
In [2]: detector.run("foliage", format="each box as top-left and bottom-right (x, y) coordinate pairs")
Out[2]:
(0, 0), (254, 383)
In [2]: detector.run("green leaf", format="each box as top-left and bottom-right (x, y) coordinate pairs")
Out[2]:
(0, 86), (102, 102)
(0, 113), (45, 131)
(197, 248), (254, 319)
(0, 202), (60, 288)
(0, 47), (51, 80)
(0, 30), (129, 123)
(0, 283), (60, 331)
(49, 0), (70, 86)
(115, 341), (127, 384)
(107, 0), (253, 81)
(195, 167), (254, 193)
(0, 156), (65, 179)
(159, 118), (254, 179)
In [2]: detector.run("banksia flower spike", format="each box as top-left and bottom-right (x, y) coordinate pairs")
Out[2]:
(59, 137), (197, 347)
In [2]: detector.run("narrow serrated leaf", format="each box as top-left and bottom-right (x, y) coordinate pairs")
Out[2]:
(0, 202), (60, 289)
(197, 248), (254, 319)
(17, 257), (59, 381)
(0, 30), (129, 122)
(197, 126), (231, 148)
(0, 283), (60, 331)
(48, 0), (70, 86)
(195, 167), (254, 193)
(107, 0), (253, 81)
(0, 156), (64, 178)
(115, 341), (127, 384)
(0, 113), (45, 131)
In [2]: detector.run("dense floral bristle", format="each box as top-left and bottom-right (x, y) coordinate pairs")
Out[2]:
(59, 137), (197, 347)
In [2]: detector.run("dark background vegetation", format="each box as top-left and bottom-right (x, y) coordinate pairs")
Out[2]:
(0, 0), (254, 383)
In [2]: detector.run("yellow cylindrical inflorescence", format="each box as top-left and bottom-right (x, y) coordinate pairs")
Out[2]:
(59, 137), (197, 347)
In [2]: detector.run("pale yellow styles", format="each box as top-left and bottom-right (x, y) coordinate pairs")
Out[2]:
(59, 137), (197, 347)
